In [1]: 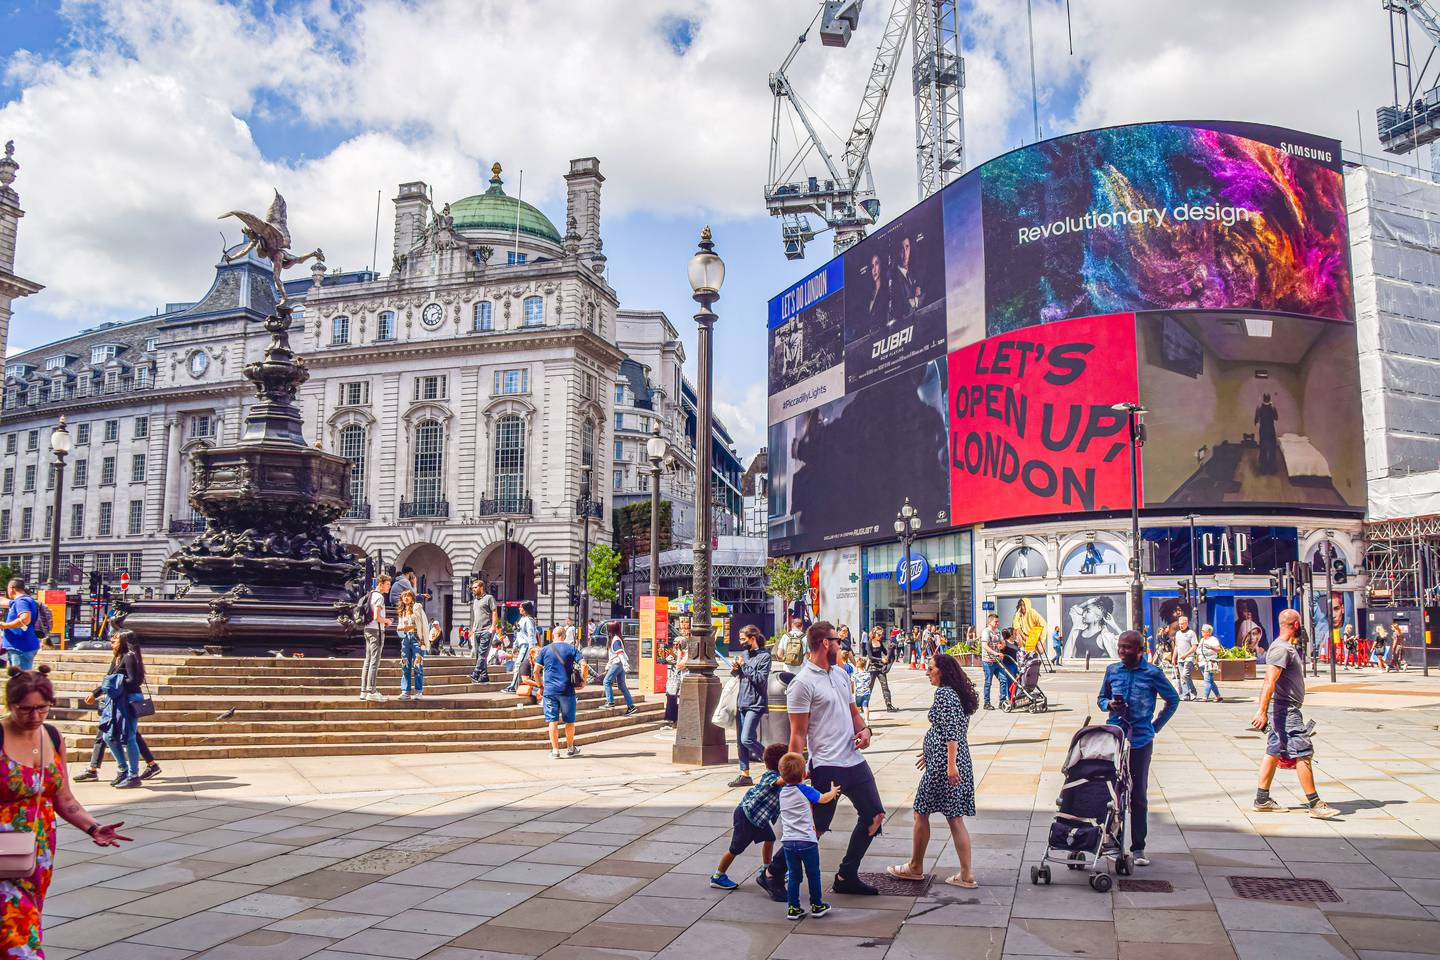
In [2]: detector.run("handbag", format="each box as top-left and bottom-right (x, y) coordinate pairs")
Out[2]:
(0, 726), (49, 880)
(131, 681), (156, 719)
(711, 675), (740, 727)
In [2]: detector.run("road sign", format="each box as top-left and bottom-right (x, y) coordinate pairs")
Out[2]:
(119, 572), (130, 591)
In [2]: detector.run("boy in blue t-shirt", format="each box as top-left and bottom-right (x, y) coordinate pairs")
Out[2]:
(709, 742), (788, 891)
(778, 751), (841, 919)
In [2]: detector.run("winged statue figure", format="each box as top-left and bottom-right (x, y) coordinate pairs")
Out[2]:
(219, 190), (324, 308)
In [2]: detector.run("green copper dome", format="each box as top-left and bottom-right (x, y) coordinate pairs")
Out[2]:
(449, 163), (562, 244)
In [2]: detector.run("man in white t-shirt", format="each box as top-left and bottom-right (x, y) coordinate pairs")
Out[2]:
(361, 575), (393, 702)
(1172, 614), (1199, 701)
(786, 620), (884, 897)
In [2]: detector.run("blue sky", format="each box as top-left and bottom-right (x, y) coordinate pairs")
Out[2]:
(0, 0), (1395, 458)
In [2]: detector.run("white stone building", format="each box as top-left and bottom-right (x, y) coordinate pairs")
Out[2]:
(0, 155), (742, 635)
(0, 141), (43, 361)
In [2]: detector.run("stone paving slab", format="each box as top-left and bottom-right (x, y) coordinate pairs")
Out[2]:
(32, 666), (1440, 959)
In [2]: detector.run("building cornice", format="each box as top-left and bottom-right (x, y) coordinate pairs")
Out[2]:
(302, 323), (626, 370)
(0, 269), (43, 300)
(0, 379), (247, 425)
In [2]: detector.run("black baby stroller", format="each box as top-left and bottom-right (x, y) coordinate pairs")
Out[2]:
(1030, 723), (1131, 892)
(997, 650), (1048, 713)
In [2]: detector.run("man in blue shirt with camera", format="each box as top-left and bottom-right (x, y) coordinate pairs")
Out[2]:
(1097, 629), (1179, 867)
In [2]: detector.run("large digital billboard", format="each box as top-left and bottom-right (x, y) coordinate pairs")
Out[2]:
(767, 120), (1361, 554)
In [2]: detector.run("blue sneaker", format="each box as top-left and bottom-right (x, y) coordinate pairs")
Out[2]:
(709, 873), (738, 890)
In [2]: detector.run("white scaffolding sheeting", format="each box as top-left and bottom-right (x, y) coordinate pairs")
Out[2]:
(1348, 164), (1440, 520)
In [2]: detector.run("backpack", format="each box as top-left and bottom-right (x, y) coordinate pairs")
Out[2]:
(354, 590), (378, 627)
(30, 597), (52, 639)
(782, 632), (805, 666)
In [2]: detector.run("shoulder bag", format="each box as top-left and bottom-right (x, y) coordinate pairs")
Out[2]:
(0, 723), (57, 880)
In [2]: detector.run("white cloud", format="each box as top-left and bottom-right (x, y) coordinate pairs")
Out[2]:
(714, 380), (767, 463)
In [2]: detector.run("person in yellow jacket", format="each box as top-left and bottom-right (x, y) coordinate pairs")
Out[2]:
(1012, 598), (1047, 654)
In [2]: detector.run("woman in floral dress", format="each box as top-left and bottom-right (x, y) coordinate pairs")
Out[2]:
(887, 653), (980, 888)
(3, 666), (130, 958)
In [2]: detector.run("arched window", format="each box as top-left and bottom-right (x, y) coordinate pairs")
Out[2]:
(339, 424), (367, 505)
(1061, 542), (1123, 576)
(494, 415), (526, 503)
(375, 311), (395, 342)
(997, 545), (1047, 580)
(523, 296), (544, 327)
(585, 302), (596, 331)
(331, 315), (350, 346)
(412, 419), (444, 506)
(474, 301), (493, 332)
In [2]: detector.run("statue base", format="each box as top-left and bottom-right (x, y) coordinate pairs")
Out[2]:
(672, 672), (730, 766)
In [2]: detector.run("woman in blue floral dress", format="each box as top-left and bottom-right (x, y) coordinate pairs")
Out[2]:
(887, 653), (979, 888)
(2, 666), (130, 958)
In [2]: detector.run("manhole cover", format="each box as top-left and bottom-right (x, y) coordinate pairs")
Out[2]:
(1228, 876), (1341, 902)
(856, 872), (933, 896)
(1118, 878), (1173, 893)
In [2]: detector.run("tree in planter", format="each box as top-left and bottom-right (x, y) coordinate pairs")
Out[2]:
(765, 557), (808, 628)
(587, 543), (622, 618)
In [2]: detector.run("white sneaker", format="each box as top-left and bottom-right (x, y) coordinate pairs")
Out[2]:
(412, 691), (423, 700)
(551, 748), (562, 759)
(371, 692), (388, 703)
(1133, 855), (1150, 867)
(359, 692), (371, 701)
(399, 692), (412, 701)
(566, 746), (581, 758)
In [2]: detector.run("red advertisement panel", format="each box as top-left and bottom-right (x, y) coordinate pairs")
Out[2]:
(948, 313), (1140, 526)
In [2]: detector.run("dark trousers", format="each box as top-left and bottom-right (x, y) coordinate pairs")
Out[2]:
(736, 708), (764, 771)
(1129, 741), (1153, 855)
(868, 670), (893, 709)
(809, 761), (884, 879)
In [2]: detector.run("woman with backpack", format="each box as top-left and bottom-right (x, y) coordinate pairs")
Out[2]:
(3, 665), (132, 956)
(79, 630), (151, 788)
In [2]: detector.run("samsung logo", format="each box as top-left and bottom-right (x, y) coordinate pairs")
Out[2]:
(1280, 142), (1332, 164)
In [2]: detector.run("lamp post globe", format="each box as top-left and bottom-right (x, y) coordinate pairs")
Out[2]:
(674, 226), (728, 766)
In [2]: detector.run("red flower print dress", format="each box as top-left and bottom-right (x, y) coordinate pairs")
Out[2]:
(0, 744), (61, 959)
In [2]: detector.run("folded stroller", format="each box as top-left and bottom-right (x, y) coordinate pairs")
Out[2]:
(997, 651), (1048, 713)
(1030, 723), (1130, 892)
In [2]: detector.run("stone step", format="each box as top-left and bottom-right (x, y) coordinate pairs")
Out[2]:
(58, 723), (669, 759)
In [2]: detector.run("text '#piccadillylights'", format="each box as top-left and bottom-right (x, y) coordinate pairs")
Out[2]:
(1016, 204), (1257, 246)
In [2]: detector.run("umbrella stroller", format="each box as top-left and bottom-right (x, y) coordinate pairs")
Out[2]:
(997, 651), (1048, 713)
(1030, 723), (1131, 892)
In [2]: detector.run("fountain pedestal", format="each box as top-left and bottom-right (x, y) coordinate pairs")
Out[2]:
(116, 307), (363, 652)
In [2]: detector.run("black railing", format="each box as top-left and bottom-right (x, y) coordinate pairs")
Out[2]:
(168, 516), (206, 534)
(341, 501), (371, 520)
(479, 496), (532, 517)
(399, 498), (448, 519)
(575, 497), (604, 520)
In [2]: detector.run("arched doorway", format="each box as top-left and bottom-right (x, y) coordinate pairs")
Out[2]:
(396, 542), (455, 640)
(475, 541), (537, 616)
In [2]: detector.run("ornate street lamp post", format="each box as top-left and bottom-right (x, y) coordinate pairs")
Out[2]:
(46, 418), (72, 592)
(674, 227), (729, 766)
(646, 422), (670, 599)
(578, 466), (593, 642)
(894, 498), (921, 638)
(1112, 402), (1147, 633)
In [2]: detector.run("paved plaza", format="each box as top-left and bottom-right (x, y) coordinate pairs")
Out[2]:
(37, 664), (1440, 960)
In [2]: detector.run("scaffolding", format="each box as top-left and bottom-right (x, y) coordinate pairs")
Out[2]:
(1364, 515), (1440, 606)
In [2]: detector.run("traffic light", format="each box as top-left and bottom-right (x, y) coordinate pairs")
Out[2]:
(568, 584), (578, 608)
(1331, 556), (1348, 585)
(1198, 586), (1208, 605)
(539, 558), (551, 595)
(1268, 568), (1284, 596)
(88, 570), (100, 597)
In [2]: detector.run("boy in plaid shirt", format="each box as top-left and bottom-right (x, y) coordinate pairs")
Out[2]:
(710, 742), (788, 891)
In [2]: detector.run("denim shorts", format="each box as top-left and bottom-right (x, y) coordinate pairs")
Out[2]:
(543, 693), (578, 724)
(855, 693), (871, 709)
(1266, 700), (1313, 760)
(727, 804), (776, 855)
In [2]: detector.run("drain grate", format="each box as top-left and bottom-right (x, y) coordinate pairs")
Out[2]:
(1117, 878), (1173, 893)
(1228, 876), (1341, 902)
(856, 872), (933, 897)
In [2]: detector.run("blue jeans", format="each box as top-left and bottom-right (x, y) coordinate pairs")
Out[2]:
(1177, 658), (1198, 698)
(400, 632), (424, 694)
(783, 840), (822, 908)
(106, 713), (140, 779)
(1202, 666), (1221, 700)
(603, 661), (634, 708)
(5, 649), (35, 670)
(981, 661), (1007, 705)
(736, 707), (764, 772)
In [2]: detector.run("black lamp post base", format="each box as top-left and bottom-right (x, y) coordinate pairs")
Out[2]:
(672, 673), (730, 766)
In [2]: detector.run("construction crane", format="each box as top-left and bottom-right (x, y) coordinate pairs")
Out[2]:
(765, 1), (965, 260)
(1378, 0), (1440, 154)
